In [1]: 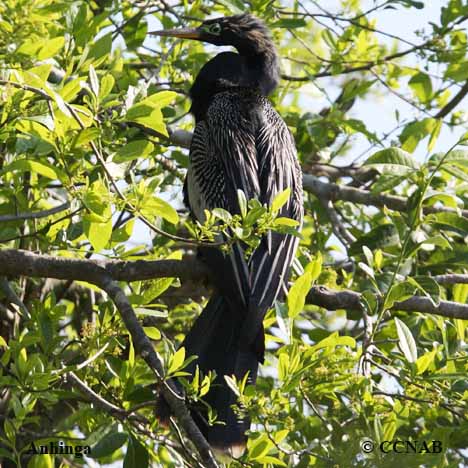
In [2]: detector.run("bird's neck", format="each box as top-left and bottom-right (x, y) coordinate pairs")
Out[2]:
(242, 49), (279, 96)
(233, 33), (280, 96)
(189, 44), (279, 121)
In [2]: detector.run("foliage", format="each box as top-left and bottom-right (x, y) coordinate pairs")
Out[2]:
(0, 0), (468, 467)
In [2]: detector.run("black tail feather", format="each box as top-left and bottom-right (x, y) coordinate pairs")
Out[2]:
(157, 294), (261, 455)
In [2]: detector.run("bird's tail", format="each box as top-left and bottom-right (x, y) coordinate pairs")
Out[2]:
(157, 294), (260, 458)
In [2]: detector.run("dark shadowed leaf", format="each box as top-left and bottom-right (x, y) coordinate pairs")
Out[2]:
(91, 432), (128, 458)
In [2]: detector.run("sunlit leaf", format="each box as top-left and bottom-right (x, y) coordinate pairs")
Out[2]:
(287, 271), (312, 318)
(394, 317), (418, 363)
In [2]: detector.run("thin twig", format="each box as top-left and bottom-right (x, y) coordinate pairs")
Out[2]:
(0, 202), (70, 223)
(67, 371), (146, 423)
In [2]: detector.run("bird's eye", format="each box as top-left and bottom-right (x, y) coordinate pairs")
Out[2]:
(209, 23), (222, 34)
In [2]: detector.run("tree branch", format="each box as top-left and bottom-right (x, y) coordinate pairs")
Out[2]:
(434, 80), (468, 119)
(0, 202), (70, 223)
(433, 274), (468, 285)
(282, 41), (430, 81)
(1, 249), (467, 320)
(66, 371), (145, 422)
(302, 173), (468, 218)
(306, 285), (468, 320)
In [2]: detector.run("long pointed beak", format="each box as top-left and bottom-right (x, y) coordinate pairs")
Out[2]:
(149, 28), (201, 40)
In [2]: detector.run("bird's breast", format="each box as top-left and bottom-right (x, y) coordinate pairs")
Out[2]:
(206, 89), (267, 131)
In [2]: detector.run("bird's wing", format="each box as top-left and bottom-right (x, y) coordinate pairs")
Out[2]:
(240, 102), (304, 347)
(185, 121), (226, 222)
(186, 100), (259, 307)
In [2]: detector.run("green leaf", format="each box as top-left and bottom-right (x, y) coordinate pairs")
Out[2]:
(446, 149), (468, 164)
(399, 118), (436, 153)
(83, 191), (108, 219)
(82, 181), (112, 232)
(385, 281), (416, 309)
(416, 348), (437, 374)
(17, 37), (44, 56)
(15, 120), (56, 153)
(29, 63), (52, 81)
(249, 436), (273, 460)
(60, 78), (83, 101)
(433, 149), (468, 172)
(143, 278), (174, 303)
(408, 276), (441, 306)
(278, 352), (289, 381)
(417, 235), (452, 250)
(111, 219), (134, 243)
(350, 224), (399, 256)
(272, 18), (307, 28)
(137, 91), (178, 109)
(143, 327), (161, 340)
(453, 283), (468, 304)
(168, 347), (185, 374)
(0, 336), (7, 348)
(4, 419), (15, 444)
(311, 332), (356, 350)
(134, 308), (168, 318)
(89, 32), (112, 60)
(274, 217), (299, 227)
(122, 14), (148, 49)
(362, 245), (374, 267)
(287, 271), (312, 318)
(73, 128), (101, 148)
(427, 212), (468, 236)
(91, 432), (128, 458)
(27, 454), (53, 468)
(212, 208), (232, 223)
(237, 189), (248, 217)
(37, 37), (65, 60)
(445, 61), (468, 82)
(453, 283), (468, 341)
(358, 262), (375, 280)
(428, 119), (442, 152)
(305, 253), (322, 282)
(142, 252), (181, 301)
(88, 64), (99, 97)
(125, 92), (176, 136)
(394, 317), (418, 363)
(364, 147), (418, 175)
(342, 118), (379, 142)
(409, 72), (432, 102)
(271, 188), (291, 212)
(3, 159), (60, 180)
(83, 217), (112, 252)
(126, 106), (166, 136)
(424, 192), (461, 210)
(114, 140), (154, 162)
(140, 196), (179, 225)
(123, 435), (149, 468)
(100, 75), (115, 100)
(224, 375), (240, 397)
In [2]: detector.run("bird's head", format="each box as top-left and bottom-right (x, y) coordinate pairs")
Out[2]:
(151, 14), (274, 55)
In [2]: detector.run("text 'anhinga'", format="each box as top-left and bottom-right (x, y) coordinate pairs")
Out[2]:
(151, 14), (303, 457)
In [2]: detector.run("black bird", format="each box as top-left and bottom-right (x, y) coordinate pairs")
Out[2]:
(151, 14), (303, 457)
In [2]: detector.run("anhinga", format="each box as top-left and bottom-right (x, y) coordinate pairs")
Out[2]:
(151, 14), (303, 457)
